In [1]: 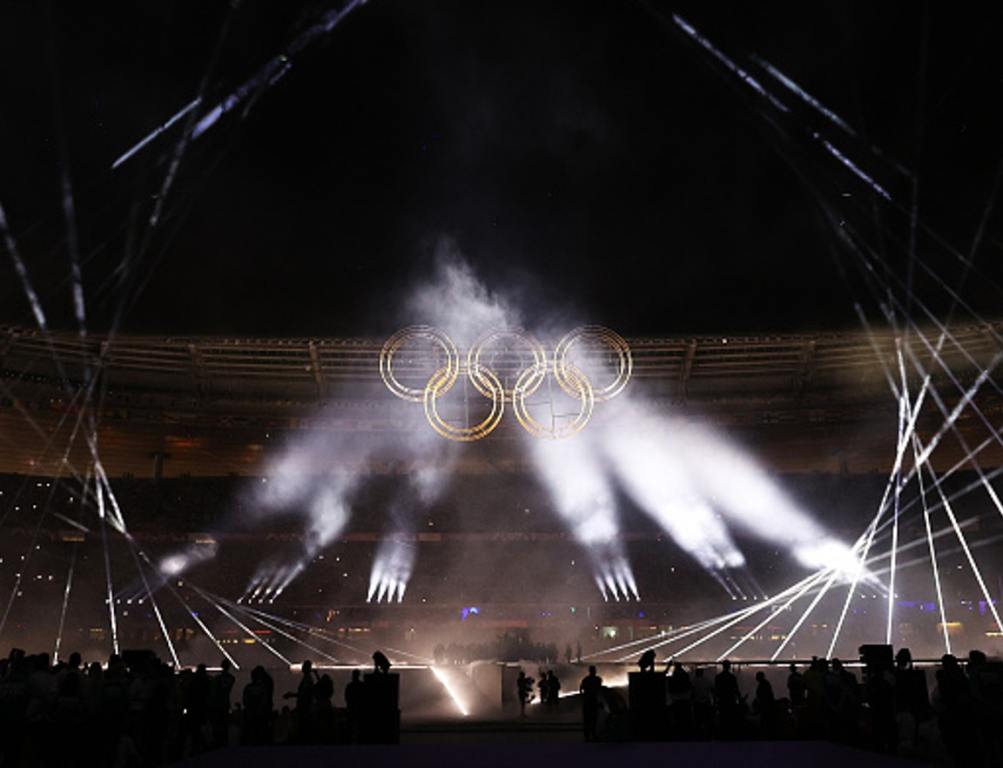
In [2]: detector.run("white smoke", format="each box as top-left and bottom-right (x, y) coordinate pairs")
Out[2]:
(406, 241), (519, 345)
(210, 242), (856, 607)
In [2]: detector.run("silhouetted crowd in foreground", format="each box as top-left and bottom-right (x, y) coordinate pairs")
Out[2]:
(559, 646), (1003, 766)
(0, 648), (400, 766)
(3, 643), (1003, 766)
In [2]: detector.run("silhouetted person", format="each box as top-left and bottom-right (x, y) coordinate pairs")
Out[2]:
(184, 663), (211, 754)
(714, 660), (742, 739)
(284, 660), (317, 743)
(345, 670), (365, 742)
(372, 650), (391, 674)
(579, 665), (603, 741)
(895, 647), (913, 670)
(538, 670), (549, 705)
(312, 674), (335, 743)
(754, 671), (776, 737)
(802, 656), (826, 737)
(967, 649), (1003, 764)
(787, 663), (806, 707)
(53, 665), (86, 767)
(210, 657), (235, 748)
(516, 670), (534, 717)
(57, 651), (82, 692)
(830, 658), (859, 743)
(241, 666), (274, 745)
(691, 667), (713, 737)
(576, 641), (583, 663)
(667, 663), (694, 738)
(102, 655), (129, 760)
(546, 670), (561, 706)
(860, 650), (895, 753)
(0, 650), (28, 766)
(934, 653), (980, 765)
(638, 649), (656, 673)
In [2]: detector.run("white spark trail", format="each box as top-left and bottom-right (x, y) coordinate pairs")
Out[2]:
(0, 201), (48, 329)
(670, 14), (789, 114)
(751, 56), (856, 136)
(112, 98), (201, 170)
(818, 136), (893, 201)
(201, 0), (365, 135)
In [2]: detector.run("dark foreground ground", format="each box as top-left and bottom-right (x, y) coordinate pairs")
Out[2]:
(177, 721), (922, 768)
(178, 741), (920, 768)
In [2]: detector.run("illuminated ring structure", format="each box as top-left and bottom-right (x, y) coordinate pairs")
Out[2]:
(380, 325), (630, 441)
(467, 329), (548, 403)
(379, 325), (459, 402)
(512, 360), (594, 439)
(424, 364), (505, 442)
(554, 325), (632, 402)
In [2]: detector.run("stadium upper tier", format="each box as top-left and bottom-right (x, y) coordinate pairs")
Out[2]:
(3, 321), (1001, 402)
(1, 322), (1001, 476)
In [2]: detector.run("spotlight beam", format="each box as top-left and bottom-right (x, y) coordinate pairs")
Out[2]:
(826, 370), (922, 657)
(131, 551), (239, 670)
(612, 569), (825, 662)
(430, 666), (469, 717)
(922, 461), (1003, 635)
(857, 325), (1003, 643)
(52, 544), (77, 664)
(886, 344), (910, 645)
(125, 536), (180, 668)
(770, 568), (842, 661)
(906, 325), (1003, 457)
(224, 600), (341, 664)
(822, 213), (1003, 535)
(912, 432), (952, 655)
(718, 569), (831, 661)
(905, 353), (1003, 528)
(585, 614), (737, 659)
(237, 606), (365, 661)
(97, 482), (120, 655)
(190, 584), (292, 666)
(681, 570), (832, 662)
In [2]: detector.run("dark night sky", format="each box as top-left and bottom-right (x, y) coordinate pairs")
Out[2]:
(1, 1), (1002, 338)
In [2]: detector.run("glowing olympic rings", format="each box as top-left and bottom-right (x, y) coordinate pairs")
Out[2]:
(380, 325), (631, 441)
(379, 325), (459, 402)
(554, 325), (632, 402)
(468, 329), (548, 403)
